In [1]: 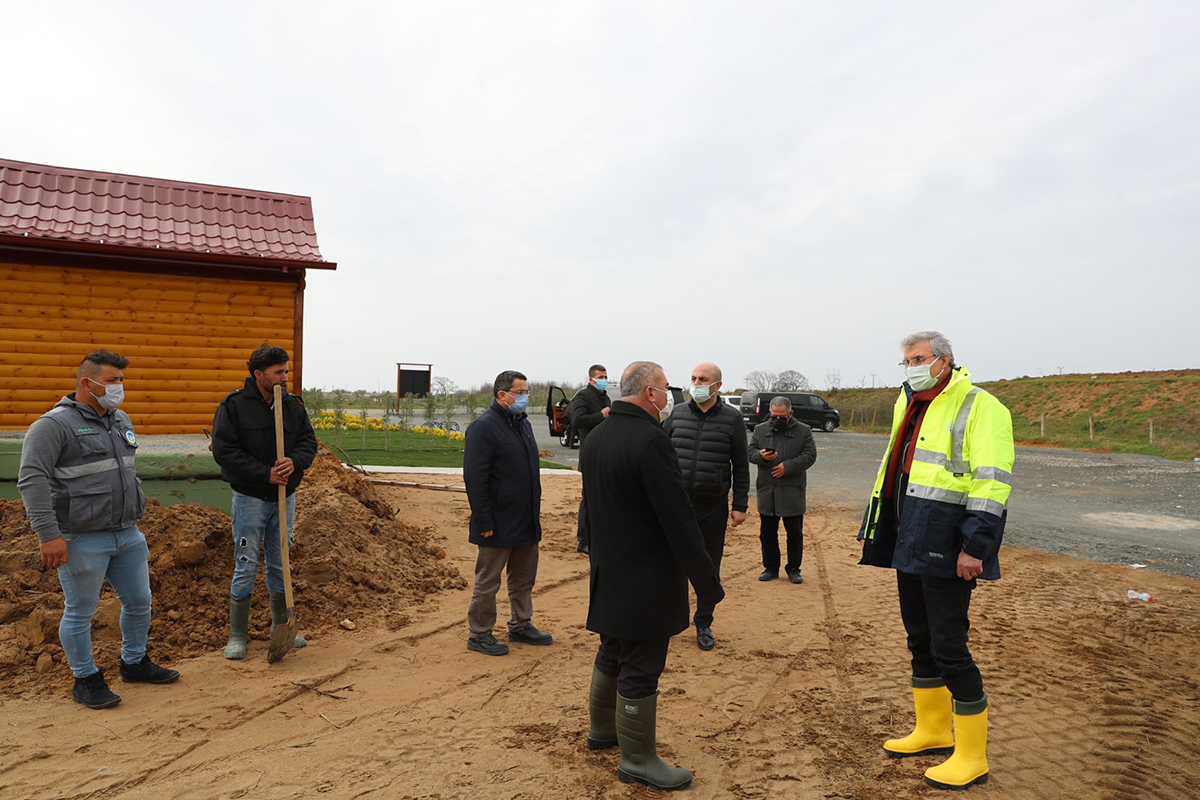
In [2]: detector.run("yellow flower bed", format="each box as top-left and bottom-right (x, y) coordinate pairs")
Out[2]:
(311, 412), (466, 441)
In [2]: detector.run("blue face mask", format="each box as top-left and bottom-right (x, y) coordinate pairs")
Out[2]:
(594, 378), (608, 393)
(506, 393), (530, 415)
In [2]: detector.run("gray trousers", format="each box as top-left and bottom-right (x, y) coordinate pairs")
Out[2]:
(467, 544), (539, 637)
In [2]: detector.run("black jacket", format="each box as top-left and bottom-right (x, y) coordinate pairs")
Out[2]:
(581, 402), (724, 640)
(662, 399), (750, 511)
(568, 384), (611, 447)
(211, 377), (319, 501)
(748, 417), (817, 517)
(463, 401), (542, 547)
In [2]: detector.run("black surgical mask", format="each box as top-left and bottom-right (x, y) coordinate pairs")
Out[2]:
(770, 415), (789, 431)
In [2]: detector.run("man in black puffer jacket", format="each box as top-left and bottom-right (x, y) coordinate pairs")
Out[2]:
(662, 362), (749, 651)
(569, 364), (610, 554)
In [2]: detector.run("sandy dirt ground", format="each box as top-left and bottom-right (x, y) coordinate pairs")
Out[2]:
(2, 467), (1199, 799)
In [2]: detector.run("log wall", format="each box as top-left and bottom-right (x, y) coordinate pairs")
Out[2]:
(0, 261), (301, 434)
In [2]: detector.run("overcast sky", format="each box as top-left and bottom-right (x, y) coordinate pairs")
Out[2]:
(6, 1), (1198, 392)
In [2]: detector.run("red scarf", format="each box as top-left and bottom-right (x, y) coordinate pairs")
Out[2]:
(881, 381), (948, 498)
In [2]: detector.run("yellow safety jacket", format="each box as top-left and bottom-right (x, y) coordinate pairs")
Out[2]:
(858, 367), (1014, 580)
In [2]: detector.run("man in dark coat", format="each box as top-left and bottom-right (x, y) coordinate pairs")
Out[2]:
(582, 360), (724, 791)
(569, 364), (610, 554)
(662, 361), (749, 651)
(749, 396), (817, 584)
(463, 370), (551, 656)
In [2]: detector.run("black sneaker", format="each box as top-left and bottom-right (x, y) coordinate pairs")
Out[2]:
(758, 570), (779, 582)
(467, 633), (510, 656)
(508, 624), (553, 646)
(119, 655), (180, 684)
(787, 569), (804, 584)
(696, 627), (715, 651)
(72, 670), (122, 709)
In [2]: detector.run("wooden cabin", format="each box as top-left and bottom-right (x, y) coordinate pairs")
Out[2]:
(0, 158), (336, 434)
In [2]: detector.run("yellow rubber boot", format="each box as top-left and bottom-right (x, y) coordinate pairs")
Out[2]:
(925, 696), (989, 790)
(883, 678), (954, 758)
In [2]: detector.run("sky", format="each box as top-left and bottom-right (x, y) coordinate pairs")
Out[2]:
(5, 1), (1199, 393)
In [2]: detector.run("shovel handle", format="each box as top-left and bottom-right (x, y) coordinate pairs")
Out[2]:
(274, 385), (294, 609)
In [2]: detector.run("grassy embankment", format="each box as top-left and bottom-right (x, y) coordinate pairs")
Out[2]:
(827, 369), (1200, 461)
(317, 428), (570, 470)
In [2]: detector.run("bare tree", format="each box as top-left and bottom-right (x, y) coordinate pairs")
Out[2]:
(773, 370), (811, 391)
(825, 369), (842, 390)
(432, 375), (458, 395)
(744, 370), (779, 392)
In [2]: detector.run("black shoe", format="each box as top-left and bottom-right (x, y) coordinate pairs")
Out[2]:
(72, 670), (122, 709)
(787, 569), (804, 584)
(758, 570), (778, 582)
(696, 627), (715, 651)
(119, 655), (180, 684)
(467, 633), (510, 656)
(508, 624), (553, 645)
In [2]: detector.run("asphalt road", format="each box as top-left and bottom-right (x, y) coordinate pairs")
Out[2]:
(529, 414), (1200, 579)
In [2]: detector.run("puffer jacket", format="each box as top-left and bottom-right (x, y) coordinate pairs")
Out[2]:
(662, 399), (749, 511)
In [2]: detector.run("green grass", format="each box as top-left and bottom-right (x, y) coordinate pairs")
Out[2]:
(826, 370), (1200, 461)
(317, 429), (575, 470)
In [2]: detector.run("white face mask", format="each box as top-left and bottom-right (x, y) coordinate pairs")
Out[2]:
(650, 386), (674, 422)
(905, 362), (945, 391)
(691, 383), (716, 403)
(89, 380), (125, 411)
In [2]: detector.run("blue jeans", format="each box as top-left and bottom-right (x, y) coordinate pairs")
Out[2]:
(230, 491), (295, 601)
(56, 526), (152, 679)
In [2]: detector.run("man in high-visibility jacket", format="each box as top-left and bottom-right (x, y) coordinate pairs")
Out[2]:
(858, 331), (1014, 792)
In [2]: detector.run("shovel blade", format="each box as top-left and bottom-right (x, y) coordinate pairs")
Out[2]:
(267, 612), (300, 664)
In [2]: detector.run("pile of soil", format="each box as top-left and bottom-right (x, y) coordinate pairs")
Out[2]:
(0, 453), (465, 694)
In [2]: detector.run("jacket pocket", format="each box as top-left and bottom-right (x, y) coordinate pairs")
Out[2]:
(913, 503), (964, 573)
(68, 485), (114, 532)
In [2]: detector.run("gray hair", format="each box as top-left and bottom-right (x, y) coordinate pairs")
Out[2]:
(770, 396), (792, 411)
(900, 331), (955, 368)
(620, 361), (664, 397)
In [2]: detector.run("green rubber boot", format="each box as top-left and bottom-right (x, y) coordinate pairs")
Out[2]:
(268, 590), (307, 649)
(615, 692), (692, 791)
(223, 595), (251, 660)
(587, 667), (618, 750)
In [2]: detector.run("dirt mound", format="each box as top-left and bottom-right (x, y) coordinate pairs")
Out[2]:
(0, 453), (466, 695)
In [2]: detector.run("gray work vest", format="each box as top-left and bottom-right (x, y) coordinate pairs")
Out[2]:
(41, 398), (145, 534)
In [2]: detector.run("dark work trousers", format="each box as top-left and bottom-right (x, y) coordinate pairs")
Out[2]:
(896, 570), (984, 702)
(760, 514), (804, 573)
(576, 492), (589, 551)
(692, 499), (729, 630)
(595, 635), (672, 698)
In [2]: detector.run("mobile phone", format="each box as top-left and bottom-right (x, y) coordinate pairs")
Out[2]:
(763, 448), (776, 455)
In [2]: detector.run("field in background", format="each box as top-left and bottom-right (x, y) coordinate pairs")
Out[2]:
(826, 369), (1200, 460)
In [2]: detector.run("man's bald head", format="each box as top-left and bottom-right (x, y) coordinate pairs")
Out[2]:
(691, 362), (722, 383)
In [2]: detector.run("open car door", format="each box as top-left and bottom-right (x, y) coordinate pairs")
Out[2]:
(546, 385), (570, 439)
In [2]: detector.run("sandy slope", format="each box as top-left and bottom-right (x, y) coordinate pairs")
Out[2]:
(2, 474), (1198, 799)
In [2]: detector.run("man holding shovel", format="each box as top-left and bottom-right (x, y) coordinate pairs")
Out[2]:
(212, 344), (317, 660)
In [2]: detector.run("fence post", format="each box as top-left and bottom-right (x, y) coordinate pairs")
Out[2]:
(1150, 419), (1155, 445)
(1089, 415), (1093, 442)
(849, 409), (855, 428)
(871, 408), (877, 428)
(1040, 413), (1045, 438)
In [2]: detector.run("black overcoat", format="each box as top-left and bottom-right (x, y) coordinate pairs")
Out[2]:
(463, 402), (542, 547)
(582, 402), (724, 639)
(748, 417), (817, 517)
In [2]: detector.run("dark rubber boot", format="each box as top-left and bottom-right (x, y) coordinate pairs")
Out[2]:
(587, 667), (618, 750)
(615, 692), (692, 791)
(223, 595), (251, 660)
(268, 590), (307, 649)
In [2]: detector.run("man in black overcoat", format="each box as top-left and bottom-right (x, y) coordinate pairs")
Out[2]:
(581, 360), (724, 791)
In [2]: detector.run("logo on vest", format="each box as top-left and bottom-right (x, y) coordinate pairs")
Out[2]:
(76, 427), (96, 435)
(125, 430), (137, 446)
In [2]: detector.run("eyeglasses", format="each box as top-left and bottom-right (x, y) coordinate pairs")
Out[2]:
(504, 389), (531, 396)
(648, 385), (669, 394)
(898, 354), (938, 368)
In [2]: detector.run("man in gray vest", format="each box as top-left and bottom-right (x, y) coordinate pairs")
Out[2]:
(18, 350), (180, 709)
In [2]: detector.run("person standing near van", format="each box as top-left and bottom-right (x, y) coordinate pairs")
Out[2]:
(748, 397), (817, 583)
(569, 364), (610, 554)
(18, 350), (179, 709)
(662, 362), (748, 651)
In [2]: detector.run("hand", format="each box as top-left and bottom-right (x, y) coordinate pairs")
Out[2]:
(730, 510), (747, 527)
(601, 407), (610, 418)
(760, 449), (777, 461)
(480, 530), (494, 538)
(771, 463), (786, 478)
(956, 551), (984, 580)
(269, 457), (295, 485)
(39, 537), (68, 569)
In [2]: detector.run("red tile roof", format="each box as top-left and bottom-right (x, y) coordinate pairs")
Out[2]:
(0, 158), (334, 267)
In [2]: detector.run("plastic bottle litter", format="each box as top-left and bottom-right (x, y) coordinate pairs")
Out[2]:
(1127, 589), (1153, 602)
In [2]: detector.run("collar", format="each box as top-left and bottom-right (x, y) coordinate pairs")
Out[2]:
(611, 400), (658, 424)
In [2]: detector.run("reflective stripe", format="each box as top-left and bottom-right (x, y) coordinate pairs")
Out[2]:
(967, 497), (1006, 516)
(906, 483), (967, 505)
(949, 388), (981, 472)
(52, 458), (120, 479)
(122, 456), (135, 467)
(973, 466), (1013, 485)
(912, 448), (947, 467)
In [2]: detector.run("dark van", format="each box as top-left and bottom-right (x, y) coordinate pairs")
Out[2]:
(740, 392), (840, 432)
